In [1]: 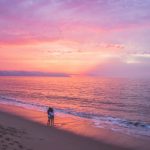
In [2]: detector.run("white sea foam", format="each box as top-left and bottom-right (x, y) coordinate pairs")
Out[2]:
(0, 95), (150, 138)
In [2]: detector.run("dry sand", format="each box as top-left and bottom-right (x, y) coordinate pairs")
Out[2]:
(0, 109), (133, 150)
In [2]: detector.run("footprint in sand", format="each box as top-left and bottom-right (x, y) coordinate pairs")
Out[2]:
(5, 137), (10, 141)
(1, 140), (4, 143)
(18, 144), (24, 148)
(1, 144), (7, 149)
(0, 134), (3, 138)
(9, 142), (14, 145)
(0, 125), (32, 150)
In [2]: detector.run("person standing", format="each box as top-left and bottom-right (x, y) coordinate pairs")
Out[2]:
(47, 107), (54, 126)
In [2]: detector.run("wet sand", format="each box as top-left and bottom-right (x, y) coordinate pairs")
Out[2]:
(0, 104), (150, 150)
(0, 107), (133, 150)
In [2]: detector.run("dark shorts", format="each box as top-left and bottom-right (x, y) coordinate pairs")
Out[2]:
(48, 115), (54, 119)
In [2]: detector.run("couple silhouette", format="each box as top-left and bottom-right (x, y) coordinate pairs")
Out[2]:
(47, 107), (54, 126)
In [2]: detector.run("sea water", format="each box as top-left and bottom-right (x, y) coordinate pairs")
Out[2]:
(0, 76), (150, 139)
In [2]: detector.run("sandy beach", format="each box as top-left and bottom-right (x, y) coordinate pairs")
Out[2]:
(0, 106), (134, 150)
(0, 0), (150, 149)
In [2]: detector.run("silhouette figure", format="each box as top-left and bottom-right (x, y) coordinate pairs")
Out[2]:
(47, 107), (54, 126)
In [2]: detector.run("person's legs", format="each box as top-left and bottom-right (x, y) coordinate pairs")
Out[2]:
(48, 116), (54, 126)
(50, 118), (52, 126)
(47, 118), (50, 126)
(52, 116), (54, 126)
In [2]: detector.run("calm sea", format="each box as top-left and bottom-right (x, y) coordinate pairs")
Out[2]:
(0, 77), (150, 138)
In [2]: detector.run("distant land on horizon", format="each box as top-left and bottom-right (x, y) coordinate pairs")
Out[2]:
(0, 71), (70, 77)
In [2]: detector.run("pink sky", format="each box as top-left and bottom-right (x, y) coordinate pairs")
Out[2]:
(0, 0), (150, 77)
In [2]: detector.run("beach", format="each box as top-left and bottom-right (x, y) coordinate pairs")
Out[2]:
(0, 104), (150, 150)
(0, 105), (132, 150)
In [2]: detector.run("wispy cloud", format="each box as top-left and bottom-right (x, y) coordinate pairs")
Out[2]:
(0, 0), (150, 75)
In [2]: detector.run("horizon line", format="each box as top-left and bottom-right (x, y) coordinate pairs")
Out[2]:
(0, 70), (71, 77)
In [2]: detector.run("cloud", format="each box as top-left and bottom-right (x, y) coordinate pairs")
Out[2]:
(0, 0), (150, 74)
(0, 0), (150, 44)
(86, 56), (150, 77)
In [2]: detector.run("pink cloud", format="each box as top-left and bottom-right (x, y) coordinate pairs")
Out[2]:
(86, 57), (150, 78)
(0, 0), (150, 75)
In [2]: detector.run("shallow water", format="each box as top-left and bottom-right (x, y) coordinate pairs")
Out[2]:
(0, 76), (150, 138)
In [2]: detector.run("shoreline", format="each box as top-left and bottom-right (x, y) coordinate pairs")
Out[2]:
(0, 106), (130, 150)
(0, 104), (150, 150)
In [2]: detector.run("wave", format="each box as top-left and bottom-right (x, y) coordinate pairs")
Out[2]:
(92, 116), (150, 129)
(0, 95), (47, 111)
(0, 95), (150, 137)
(46, 95), (128, 106)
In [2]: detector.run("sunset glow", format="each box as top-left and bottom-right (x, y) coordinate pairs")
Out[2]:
(0, 0), (150, 76)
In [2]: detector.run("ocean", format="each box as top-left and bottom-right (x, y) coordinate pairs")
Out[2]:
(0, 76), (150, 139)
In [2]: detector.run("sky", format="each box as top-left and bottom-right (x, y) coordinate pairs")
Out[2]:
(0, 0), (150, 77)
